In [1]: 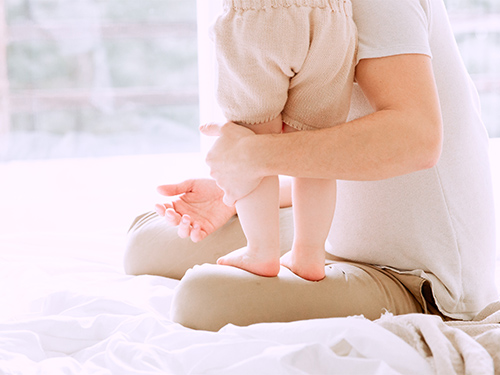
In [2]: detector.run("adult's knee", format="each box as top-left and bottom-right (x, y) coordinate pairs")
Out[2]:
(170, 260), (326, 332)
(170, 264), (274, 331)
(124, 212), (248, 279)
(124, 211), (192, 279)
(170, 265), (219, 331)
(124, 211), (165, 276)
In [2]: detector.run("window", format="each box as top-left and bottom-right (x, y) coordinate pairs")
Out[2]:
(1, 0), (199, 161)
(445, 0), (500, 137)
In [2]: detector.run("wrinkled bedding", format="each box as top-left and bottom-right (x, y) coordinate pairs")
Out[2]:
(0, 253), (431, 375)
(1, 141), (499, 375)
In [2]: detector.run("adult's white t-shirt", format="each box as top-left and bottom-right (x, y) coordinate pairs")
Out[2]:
(327, 0), (498, 319)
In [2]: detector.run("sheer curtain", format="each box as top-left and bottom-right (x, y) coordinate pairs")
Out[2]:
(197, 0), (223, 155)
(0, 0), (9, 137)
(446, 1), (500, 137)
(1, 0), (199, 161)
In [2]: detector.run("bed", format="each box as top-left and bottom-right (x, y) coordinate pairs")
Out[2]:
(0, 140), (499, 375)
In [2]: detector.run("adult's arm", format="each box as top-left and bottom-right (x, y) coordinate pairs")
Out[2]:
(202, 54), (443, 205)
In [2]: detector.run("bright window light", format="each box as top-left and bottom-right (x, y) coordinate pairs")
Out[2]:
(1, 0), (200, 161)
(0, 0), (498, 162)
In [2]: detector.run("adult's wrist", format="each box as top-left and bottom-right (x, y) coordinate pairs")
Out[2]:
(243, 133), (274, 180)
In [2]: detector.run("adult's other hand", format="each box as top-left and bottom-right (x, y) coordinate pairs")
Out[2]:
(155, 178), (235, 242)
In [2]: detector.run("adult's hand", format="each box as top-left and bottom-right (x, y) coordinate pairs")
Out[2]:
(200, 122), (263, 206)
(155, 178), (236, 242)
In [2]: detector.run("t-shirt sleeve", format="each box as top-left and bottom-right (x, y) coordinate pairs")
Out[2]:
(352, 0), (433, 64)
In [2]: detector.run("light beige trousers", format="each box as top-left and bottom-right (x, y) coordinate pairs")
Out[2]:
(125, 208), (435, 332)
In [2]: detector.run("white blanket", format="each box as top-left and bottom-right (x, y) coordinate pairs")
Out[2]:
(1, 140), (499, 375)
(0, 253), (433, 375)
(1, 251), (499, 375)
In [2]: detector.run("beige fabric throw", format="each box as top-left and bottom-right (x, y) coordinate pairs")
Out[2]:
(375, 302), (500, 374)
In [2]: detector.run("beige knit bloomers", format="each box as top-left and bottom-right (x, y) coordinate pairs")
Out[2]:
(213, 0), (358, 130)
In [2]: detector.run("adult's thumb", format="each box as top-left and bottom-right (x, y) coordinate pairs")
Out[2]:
(157, 179), (194, 197)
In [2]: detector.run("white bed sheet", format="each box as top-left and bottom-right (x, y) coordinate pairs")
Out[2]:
(0, 140), (499, 375)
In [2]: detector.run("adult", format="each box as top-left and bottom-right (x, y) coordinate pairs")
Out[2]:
(125, 0), (498, 331)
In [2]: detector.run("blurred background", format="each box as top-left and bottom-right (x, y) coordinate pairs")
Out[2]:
(0, 0), (498, 161)
(0, 0), (199, 160)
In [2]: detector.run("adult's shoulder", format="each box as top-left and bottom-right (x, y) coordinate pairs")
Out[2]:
(352, 0), (431, 17)
(352, 0), (433, 64)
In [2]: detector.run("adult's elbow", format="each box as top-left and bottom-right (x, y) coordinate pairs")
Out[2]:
(425, 141), (442, 169)
(416, 118), (443, 170)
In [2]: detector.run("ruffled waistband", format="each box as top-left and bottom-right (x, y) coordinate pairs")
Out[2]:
(222, 0), (353, 15)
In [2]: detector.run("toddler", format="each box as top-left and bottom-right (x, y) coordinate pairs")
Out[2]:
(212, 0), (357, 281)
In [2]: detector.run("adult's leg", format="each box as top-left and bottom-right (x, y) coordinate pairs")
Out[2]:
(170, 260), (424, 331)
(124, 207), (294, 280)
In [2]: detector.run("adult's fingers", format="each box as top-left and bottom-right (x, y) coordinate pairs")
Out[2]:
(164, 208), (181, 226)
(222, 193), (236, 207)
(199, 122), (223, 136)
(177, 214), (192, 239)
(157, 180), (194, 197)
(154, 203), (166, 216)
(190, 223), (208, 243)
(155, 203), (182, 226)
(213, 181), (236, 207)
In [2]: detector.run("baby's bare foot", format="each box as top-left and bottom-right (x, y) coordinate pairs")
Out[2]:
(217, 247), (280, 277)
(280, 250), (325, 281)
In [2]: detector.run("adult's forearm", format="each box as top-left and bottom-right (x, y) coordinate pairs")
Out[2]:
(251, 108), (441, 182)
(249, 55), (443, 182)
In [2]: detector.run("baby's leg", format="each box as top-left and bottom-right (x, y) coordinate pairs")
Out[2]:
(280, 126), (336, 281)
(217, 116), (283, 277)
